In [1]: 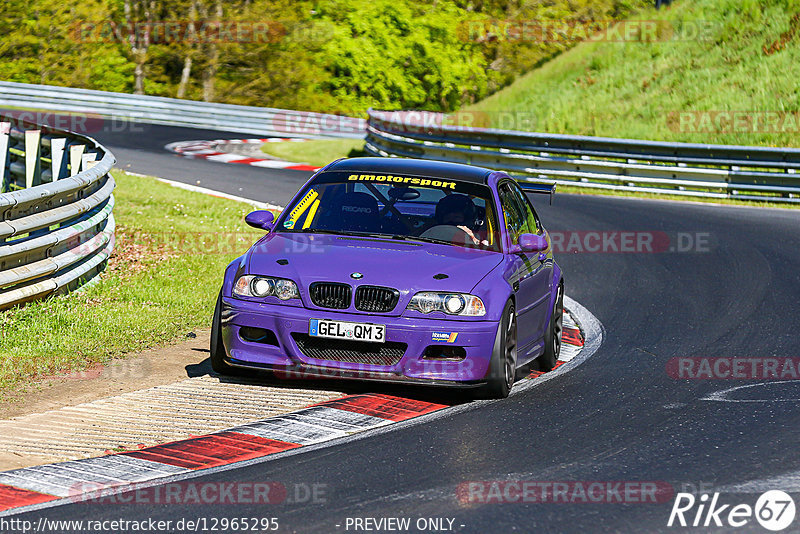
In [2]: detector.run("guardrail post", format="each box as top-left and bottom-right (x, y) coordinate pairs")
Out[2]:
(49, 138), (67, 181)
(69, 144), (85, 176)
(24, 129), (41, 189)
(0, 109), (117, 310)
(81, 153), (97, 171)
(0, 122), (9, 193)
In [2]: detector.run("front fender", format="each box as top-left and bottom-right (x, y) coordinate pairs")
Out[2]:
(470, 260), (514, 323)
(222, 255), (247, 297)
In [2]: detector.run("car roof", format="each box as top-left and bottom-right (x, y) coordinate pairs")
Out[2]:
(323, 157), (495, 184)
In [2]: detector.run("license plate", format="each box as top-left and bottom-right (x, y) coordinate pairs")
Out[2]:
(309, 319), (385, 343)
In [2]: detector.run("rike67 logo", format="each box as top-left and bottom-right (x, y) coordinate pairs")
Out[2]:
(668, 491), (796, 531)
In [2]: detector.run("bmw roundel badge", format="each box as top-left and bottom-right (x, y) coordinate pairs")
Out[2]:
(351, 272), (364, 279)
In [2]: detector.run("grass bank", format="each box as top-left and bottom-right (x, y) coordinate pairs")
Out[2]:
(0, 171), (266, 400)
(260, 138), (366, 168)
(467, 0), (800, 148)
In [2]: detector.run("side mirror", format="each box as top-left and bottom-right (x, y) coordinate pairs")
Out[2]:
(245, 210), (275, 231)
(518, 233), (548, 253)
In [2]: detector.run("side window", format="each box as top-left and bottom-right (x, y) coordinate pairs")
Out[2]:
(509, 182), (542, 234)
(499, 184), (527, 244)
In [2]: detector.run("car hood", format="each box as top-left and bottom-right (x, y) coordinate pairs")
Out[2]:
(246, 233), (502, 311)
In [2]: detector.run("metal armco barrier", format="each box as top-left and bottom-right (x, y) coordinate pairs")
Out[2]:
(0, 81), (365, 139)
(0, 114), (115, 310)
(365, 109), (800, 203)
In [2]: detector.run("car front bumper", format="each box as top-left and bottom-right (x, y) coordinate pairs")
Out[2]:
(220, 297), (498, 385)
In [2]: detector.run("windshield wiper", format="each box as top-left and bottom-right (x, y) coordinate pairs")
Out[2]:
(337, 232), (454, 246)
(351, 232), (449, 245)
(290, 229), (453, 247)
(294, 229), (373, 238)
(390, 235), (452, 246)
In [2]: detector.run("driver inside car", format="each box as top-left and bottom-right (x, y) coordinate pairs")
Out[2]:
(433, 194), (488, 246)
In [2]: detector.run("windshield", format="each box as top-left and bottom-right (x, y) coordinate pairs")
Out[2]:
(277, 171), (501, 252)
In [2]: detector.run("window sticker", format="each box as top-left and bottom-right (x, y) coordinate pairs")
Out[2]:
(288, 189), (319, 222)
(347, 174), (457, 190)
(432, 332), (459, 343)
(302, 199), (320, 229)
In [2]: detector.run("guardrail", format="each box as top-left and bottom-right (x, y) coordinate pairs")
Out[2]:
(0, 114), (115, 310)
(0, 81), (365, 139)
(365, 109), (800, 203)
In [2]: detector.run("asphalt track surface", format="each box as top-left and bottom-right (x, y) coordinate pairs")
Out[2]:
(98, 123), (311, 205)
(15, 125), (800, 532)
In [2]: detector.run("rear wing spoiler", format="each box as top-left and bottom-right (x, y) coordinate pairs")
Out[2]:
(518, 181), (556, 205)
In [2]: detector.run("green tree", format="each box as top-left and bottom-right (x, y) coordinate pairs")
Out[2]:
(0, 0), (652, 114)
(311, 0), (488, 112)
(0, 0), (132, 90)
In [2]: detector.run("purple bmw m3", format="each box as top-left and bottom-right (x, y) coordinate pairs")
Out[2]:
(211, 158), (563, 398)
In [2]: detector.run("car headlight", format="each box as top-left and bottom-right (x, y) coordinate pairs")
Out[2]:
(233, 275), (299, 301)
(406, 292), (486, 316)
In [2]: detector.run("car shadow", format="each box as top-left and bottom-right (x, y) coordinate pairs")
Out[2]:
(184, 357), (470, 406)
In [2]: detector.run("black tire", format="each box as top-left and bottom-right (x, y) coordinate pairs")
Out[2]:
(210, 291), (234, 375)
(538, 283), (564, 372)
(481, 300), (517, 399)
